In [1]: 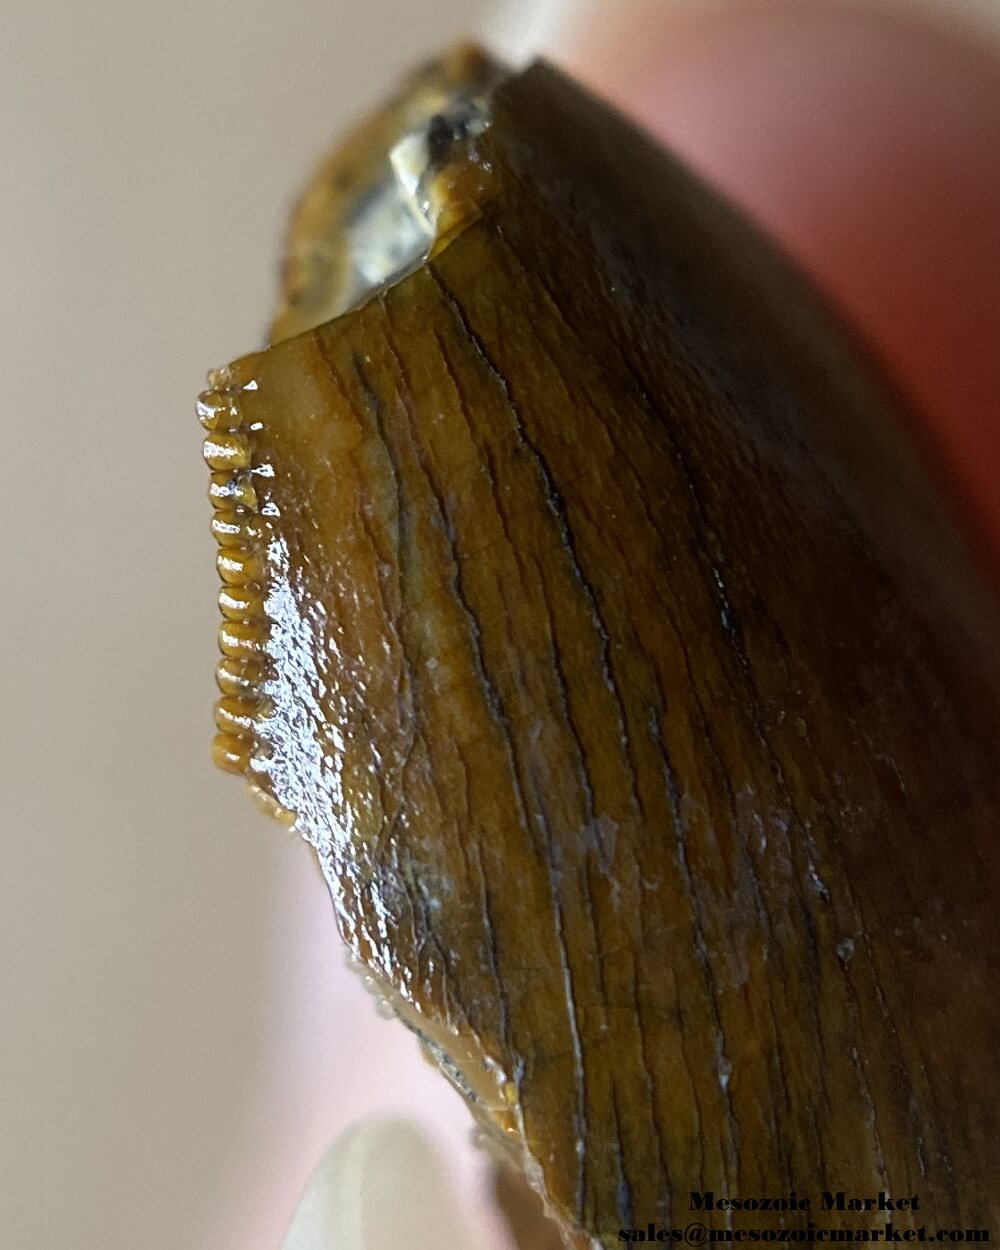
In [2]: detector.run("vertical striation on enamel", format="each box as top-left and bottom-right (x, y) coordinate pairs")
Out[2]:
(200, 45), (1000, 1250)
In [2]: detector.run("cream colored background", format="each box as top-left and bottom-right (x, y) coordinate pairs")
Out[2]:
(0, 2), (585, 1248)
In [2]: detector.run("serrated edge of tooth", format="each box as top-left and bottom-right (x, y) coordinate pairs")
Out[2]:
(200, 369), (296, 827)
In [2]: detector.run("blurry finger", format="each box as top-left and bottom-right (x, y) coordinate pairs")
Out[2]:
(566, 2), (1000, 556)
(280, 1119), (475, 1250)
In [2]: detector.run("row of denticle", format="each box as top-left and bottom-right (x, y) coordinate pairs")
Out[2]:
(199, 373), (274, 780)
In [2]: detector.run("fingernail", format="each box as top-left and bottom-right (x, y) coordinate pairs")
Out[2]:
(279, 1118), (475, 1250)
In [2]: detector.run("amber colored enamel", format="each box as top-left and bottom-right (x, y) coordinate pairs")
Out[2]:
(214, 696), (258, 736)
(215, 548), (262, 586)
(203, 51), (1000, 1250)
(211, 732), (251, 775)
(217, 620), (267, 660)
(215, 656), (266, 699)
(208, 470), (258, 512)
(218, 585), (266, 622)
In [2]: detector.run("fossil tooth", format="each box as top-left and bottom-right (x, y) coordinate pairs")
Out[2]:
(201, 44), (1000, 1249)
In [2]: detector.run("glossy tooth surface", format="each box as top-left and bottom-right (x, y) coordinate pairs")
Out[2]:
(203, 431), (251, 472)
(208, 470), (258, 511)
(211, 732), (251, 775)
(215, 548), (263, 586)
(215, 656), (266, 699)
(200, 43), (1000, 1249)
(217, 620), (267, 660)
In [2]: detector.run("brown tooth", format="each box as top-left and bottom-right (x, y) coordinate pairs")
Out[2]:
(200, 42), (1000, 1248)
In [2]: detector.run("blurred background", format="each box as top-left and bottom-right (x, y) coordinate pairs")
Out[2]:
(2, 1), (999, 1249)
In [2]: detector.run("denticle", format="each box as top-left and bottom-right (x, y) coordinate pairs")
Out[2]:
(202, 370), (277, 809)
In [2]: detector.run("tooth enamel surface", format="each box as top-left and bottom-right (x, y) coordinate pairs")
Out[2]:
(199, 53), (504, 831)
(216, 547), (262, 585)
(208, 471), (258, 511)
(200, 43), (1000, 1250)
(211, 732), (251, 775)
(196, 389), (240, 431)
(210, 511), (259, 547)
(203, 431), (251, 471)
(214, 695), (259, 736)
(218, 585), (265, 620)
(215, 656), (266, 698)
(218, 619), (267, 659)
